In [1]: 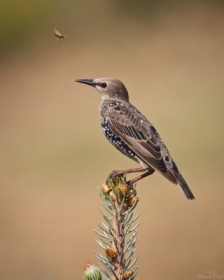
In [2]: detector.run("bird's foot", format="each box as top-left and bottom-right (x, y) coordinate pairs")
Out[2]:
(106, 171), (137, 195)
(126, 180), (137, 196)
(106, 170), (127, 185)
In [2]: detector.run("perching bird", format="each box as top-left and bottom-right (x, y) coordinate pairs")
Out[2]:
(76, 77), (195, 200)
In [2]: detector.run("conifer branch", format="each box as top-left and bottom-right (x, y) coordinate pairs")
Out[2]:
(94, 177), (140, 280)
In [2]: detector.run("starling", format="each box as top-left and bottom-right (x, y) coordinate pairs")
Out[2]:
(76, 77), (195, 200)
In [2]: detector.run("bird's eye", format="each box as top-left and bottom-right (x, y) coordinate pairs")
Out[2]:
(101, 83), (107, 88)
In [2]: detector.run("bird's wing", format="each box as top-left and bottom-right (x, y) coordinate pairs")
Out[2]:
(103, 101), (194, 200)
(53, 28), (61, 35)
(107, 102), (177, 183)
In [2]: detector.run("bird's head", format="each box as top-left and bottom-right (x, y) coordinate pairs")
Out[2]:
(75, 77), (129, 102)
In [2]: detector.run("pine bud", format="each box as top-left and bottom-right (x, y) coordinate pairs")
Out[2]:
(105, 247), (118, 259)
(124, 269), (133, 279)
(101, 183), (111, 194)
(128, 196), (140, 207)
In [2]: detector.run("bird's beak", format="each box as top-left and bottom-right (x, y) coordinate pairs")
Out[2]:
(75, 79), (96, 87)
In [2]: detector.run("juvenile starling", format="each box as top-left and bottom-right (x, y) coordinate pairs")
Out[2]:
(76, 77), (195, 200)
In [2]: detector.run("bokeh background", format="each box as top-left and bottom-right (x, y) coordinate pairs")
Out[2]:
(1, 1), (224, 279)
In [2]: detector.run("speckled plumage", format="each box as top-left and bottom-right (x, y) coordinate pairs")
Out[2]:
(76, 77), (195, 200)
(101, 117), (137, 161)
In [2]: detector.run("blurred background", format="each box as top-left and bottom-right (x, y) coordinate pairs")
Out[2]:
(1, 1), (224, 279)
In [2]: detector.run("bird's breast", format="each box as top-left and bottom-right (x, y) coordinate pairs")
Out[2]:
(101, 117), (138, 163)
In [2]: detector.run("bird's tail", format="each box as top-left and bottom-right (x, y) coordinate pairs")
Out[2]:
(176, 173), (195, 200)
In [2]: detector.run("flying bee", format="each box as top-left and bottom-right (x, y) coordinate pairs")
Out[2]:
(53, 29), (67, 41)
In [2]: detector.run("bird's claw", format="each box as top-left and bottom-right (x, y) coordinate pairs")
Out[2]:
(126, 180), (137, 196)
(106, 170), (127, 185)
(106, 171), (137, 196)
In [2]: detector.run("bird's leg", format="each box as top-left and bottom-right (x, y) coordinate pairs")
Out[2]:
(127, 169), (155, 187)
(106, 167), (148, 184)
